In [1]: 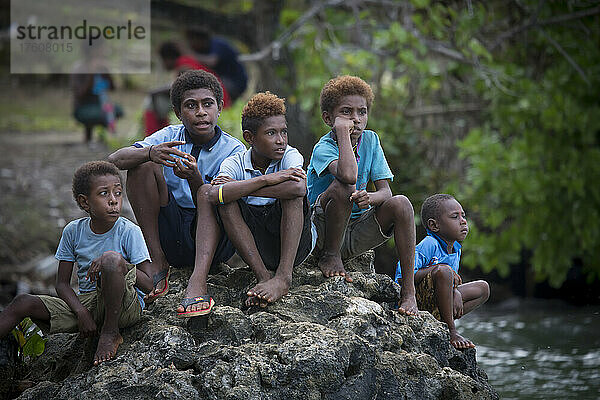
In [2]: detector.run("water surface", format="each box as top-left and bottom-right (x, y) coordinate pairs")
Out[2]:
(457, 299), (600, 400)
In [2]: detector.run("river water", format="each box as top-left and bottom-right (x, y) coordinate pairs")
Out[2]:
(456, 299), (600, 400)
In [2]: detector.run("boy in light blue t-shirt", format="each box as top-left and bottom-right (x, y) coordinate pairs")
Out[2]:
(0, 161), (153, 366)
(395, 194), (490, 349)
(307, 75), (418, 315)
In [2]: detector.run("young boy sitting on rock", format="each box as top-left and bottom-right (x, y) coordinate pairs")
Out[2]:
(108, 70), (245, 315)
(205, 91), (315, 307)
(0, 161), (153, 365)
(395, 194), (490, 349)
(307, 75), (418, 315)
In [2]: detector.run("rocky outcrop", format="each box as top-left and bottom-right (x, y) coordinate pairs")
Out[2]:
(15, 252), (498, 399)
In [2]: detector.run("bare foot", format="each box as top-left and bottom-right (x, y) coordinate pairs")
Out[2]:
(449, 330), (475, 349)
(318, 254), (352, 282)
(247, 276), (291, 304)
(245, 295), (269, 308)
(94, 331), (123, 366)
(398, 294), (418, 316)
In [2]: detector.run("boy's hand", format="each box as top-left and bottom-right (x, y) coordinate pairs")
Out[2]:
(148, 141), (187, 167)
(452, 271), (462, 288)
(87, 251), (123, 282)
(76, 308), (97, 337)
(211, 175), (235, 185)
(264, 168), (306, 186)
(173, 153), (200, 181)
(332, 117), (354, 138)
(350, 190), (370, 209)
(453, 289), (464, 319)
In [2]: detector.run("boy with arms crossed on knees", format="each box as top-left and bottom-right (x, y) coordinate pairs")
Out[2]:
(108, 70), (244, 310)
(0, 161), (153, 365)
(395, 194), (490, 349)
(307, 75), (418, 315)
(202, 92), (314, 308)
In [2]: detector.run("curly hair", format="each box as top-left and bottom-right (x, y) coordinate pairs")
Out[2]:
(241, 91), (286, 134)
(72, 161), (121, 211)
(319, 75), (374, 114)
(421, 194), (456, 231)
(170, 69), (223, 112)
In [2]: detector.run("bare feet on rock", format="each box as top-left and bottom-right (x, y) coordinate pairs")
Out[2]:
(398, 295), (418, 316)
(246, 276), (290, 306)
(318, 253), (352, 282)
(94, 331), (123, 366)
(450, 330), (475, 349)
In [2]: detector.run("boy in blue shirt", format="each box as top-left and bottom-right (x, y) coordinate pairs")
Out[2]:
(0, 161), (153, 365)
(205, 91), (314, 308)
(108, 70), (245, 309)
(395, 194), (490, 349)
(307, 75), (418, 315)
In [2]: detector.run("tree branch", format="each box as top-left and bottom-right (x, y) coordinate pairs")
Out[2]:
(537, 27), (591, 86)
(490, 5), (600, 50)
(403, 103), (484, 117)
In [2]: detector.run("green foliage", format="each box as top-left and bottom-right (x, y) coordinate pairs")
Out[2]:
(11, 318), (47, 360)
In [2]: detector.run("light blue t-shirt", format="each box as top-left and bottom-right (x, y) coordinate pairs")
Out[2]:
(307, 129), (394, 219)
(55, 217), (151, 307)
(394, 231), (462, 282)
(134, 124), (245, 209)
(218, 146), (304, 206)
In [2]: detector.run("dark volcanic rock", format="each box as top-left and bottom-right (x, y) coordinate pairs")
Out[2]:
(15, 251), (498, 399)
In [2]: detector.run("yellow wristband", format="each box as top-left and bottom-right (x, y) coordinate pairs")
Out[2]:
(218, 185), (224, 205)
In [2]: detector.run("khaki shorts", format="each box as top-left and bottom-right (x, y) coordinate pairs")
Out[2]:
(35, 266), (142, 334)
(312, 195), (391, 261)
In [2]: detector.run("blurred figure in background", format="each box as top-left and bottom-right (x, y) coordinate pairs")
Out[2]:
(185, 27), (248, 102)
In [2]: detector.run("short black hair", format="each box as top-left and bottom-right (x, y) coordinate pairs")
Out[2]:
(72, 161), (121, 211)
(320, 75), (374, 114)
(421, 194), (456, 231)
(170, 69), (223, 112)
(241, 91), (286, 134)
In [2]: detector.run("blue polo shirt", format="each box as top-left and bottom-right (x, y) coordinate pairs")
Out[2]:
(217, 146), (304, 206)
(394, 231), (462, 282)
(307, 129), (394, 219)
(134, 124), (245, 209)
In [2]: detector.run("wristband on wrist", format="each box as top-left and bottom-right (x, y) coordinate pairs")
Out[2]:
(148, 145), (154, 162)
(218, 184), (225, 205)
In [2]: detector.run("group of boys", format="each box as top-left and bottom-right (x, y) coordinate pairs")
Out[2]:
(0, 70), (489, 367)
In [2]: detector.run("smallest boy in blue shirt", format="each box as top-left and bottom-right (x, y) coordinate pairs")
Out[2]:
(207, 92), (315, 308)
(395, 194), (490, 349)
(0, 161), (153, 366)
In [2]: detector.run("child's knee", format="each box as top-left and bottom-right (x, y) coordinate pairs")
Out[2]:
(100, 251), (127, 274)
(196, 183), (213, 204)
(386, 195), (414, 218)
(479, 280), (490, 301)
(327, 181), (355, 203)
(432, 265), (453, 284)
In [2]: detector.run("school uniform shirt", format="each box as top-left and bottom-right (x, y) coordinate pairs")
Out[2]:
(394, 231), (462, 282)
(217, 146), (304, 206)
(55, 216), (150, 307)
(133, 124), (245, 209)
(307, 129), (394, 219)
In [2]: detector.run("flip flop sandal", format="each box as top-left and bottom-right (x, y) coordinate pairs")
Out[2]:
(177, 296), (215, 318)
(145, 267), (170, 303)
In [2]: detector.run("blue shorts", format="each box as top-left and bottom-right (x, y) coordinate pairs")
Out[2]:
(158, 193), (234, 268)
